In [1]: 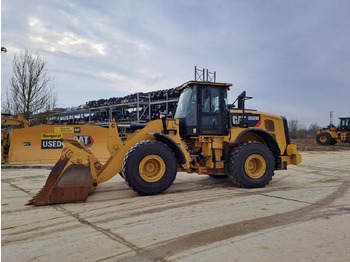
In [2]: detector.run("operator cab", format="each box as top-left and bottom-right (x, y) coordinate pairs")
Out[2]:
(339, 117), (350, 132)
(174, 81), (232, 137)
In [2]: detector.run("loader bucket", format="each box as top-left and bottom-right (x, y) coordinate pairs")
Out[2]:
(27, 139), (102, 206)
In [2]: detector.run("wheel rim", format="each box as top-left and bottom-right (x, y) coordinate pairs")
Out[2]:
(244, 154), (266, 179)
(320, 136), (327, 143)
(139, 155), (166, 182)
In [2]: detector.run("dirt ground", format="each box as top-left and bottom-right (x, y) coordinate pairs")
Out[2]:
(1, 149), (350, 262)
(291, 138), (350, 151)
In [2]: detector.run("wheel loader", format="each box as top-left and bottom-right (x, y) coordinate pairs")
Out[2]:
(28, 81), (301, 206)
(2, 114), (29, 163)
(316, 117), (350, 145)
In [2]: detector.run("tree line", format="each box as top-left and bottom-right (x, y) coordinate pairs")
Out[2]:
(288, 119), (321, 139)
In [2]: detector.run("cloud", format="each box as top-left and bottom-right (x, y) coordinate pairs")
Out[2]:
(2, 0), (350, 126)
(98, 72), (124, 81)
(28, 17), (106, 56)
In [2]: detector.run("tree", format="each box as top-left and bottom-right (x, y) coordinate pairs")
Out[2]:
(288, 120), (320, 139)
(288, 119), (299, 139)
(307, 123), (320, 138)
(2, 49), (56, 120)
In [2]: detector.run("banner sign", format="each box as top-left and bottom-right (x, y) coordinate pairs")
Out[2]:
(41, 133), (63, 149)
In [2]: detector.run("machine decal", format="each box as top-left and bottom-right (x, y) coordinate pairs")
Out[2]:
(255, 119), (262, 127)
(231, 113), (261, 127)
(72, 136), (94, 147)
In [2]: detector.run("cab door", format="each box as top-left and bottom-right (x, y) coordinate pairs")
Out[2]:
(198, 86), (228, 135)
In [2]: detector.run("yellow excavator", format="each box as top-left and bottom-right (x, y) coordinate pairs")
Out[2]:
(28, 81), (301, 206)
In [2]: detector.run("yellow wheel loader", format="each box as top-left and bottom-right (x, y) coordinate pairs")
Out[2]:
(316, 117), (350, 145)
(1, 114), (29, 163)
(28, 81), (301, 206)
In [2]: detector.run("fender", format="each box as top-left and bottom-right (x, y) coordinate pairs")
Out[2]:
(231, 128), (281, 168)
(149, 133), (187, 165)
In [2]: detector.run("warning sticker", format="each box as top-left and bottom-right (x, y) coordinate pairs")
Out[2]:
(23, 142), (31, 147)
(54, 127), (74, 134)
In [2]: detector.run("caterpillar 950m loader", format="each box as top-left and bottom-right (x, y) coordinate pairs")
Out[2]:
(28, 81), (301, 206)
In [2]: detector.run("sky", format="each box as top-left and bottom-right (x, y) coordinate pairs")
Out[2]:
(1, 0), (350, 127)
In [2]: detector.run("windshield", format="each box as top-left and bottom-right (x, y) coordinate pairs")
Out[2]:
(175, 87), (195, 118)
(341, 118), (349, 127)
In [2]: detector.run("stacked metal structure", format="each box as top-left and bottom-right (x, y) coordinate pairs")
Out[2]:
(46, 87), (180, 125)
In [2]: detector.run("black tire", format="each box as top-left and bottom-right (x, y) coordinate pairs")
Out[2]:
(122, 140), (177, 195)
(228, 141), (275, 188)
(316, 133), (332, 145)
(118, 172), (125, 179)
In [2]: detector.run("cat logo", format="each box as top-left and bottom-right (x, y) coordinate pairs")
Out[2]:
(231, 113), (261, 127)
(72, 136), (94, 147)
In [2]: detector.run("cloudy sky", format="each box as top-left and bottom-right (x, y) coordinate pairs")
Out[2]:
(1, 0), (350, 127)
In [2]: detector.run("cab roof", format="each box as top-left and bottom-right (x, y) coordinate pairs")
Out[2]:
(177, 81), (232, 91)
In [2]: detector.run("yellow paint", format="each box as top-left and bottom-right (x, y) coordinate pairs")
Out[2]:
(139, 155), (166, 182)
(244, 154), (266, 179)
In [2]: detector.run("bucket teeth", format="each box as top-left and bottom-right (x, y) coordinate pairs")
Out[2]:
(26, 187), (50, 206)
(26, 199), (34, 205)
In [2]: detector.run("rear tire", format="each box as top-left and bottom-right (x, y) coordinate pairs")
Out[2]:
(316, 133), (332, 145)
(228, 141), (275, 188)
(123, 140), (177, 195)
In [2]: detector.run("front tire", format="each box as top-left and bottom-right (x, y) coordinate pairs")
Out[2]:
(228, 141), (275, 188)
(316, 133), (332, 145)
(123, 140), (177, 195)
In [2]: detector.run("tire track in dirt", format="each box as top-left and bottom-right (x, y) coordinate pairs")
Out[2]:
(116, 180), (350, 262)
